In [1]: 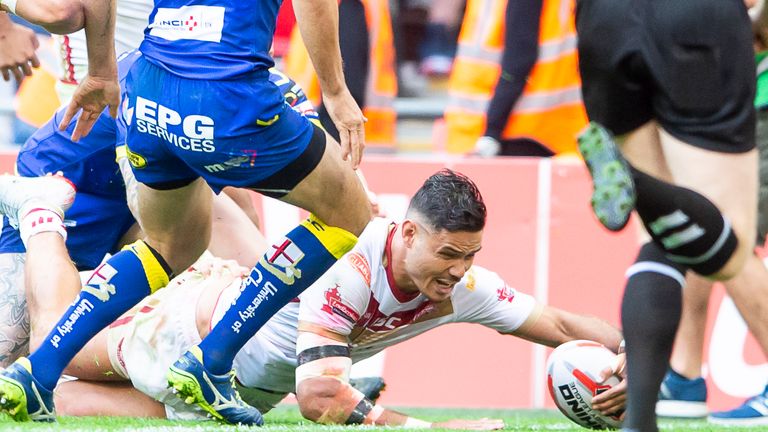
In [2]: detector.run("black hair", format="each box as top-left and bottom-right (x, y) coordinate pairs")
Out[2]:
(407, 169), (486, 232)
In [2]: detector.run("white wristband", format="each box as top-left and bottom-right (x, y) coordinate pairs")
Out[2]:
(404, 417), (432, 428)
(1, 0), (17, 14)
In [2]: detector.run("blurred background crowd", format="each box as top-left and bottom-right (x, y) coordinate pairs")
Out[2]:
(0, 0), (587, 159)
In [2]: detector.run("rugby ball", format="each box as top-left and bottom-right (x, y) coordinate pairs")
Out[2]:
(546, 340), (622, 430)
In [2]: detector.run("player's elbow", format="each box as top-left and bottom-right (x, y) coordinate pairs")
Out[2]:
(296, 377), (347, 424)
(30, 0), (84, 34)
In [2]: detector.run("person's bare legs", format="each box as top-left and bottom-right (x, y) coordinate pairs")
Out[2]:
(0, 253), (28, 367)
(171, 130), (371, 424)
(669, 276), (711, 379)
(136, 179), (213, 273)
(209, 191), (267, 268)
(278, 132), (371, 233)
(56, 380), (165, 418)
(588, 120), (758, 431)
(25, 233), (84, 352)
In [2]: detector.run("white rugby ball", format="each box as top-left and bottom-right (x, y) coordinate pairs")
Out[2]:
(546, 340), (622, 430)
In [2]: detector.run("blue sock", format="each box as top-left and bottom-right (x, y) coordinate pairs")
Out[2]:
(28, 240), (170, 390)
(199, 215), (357, 374)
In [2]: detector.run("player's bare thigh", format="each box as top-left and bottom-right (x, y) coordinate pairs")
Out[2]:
(56, 380), (166, 418)
(620, 121), (673, 182)
(619, 122), (672, 243)
(619, 121), (758, 275)
(660, 127), (758, 252)
(276, 131), (371, 234)
(136, 178), (213, 272)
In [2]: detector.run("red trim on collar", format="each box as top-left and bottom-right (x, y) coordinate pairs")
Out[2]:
(384, 223), (420, 303)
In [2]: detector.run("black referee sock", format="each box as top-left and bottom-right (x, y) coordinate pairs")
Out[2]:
(630, 167), (738, 275)
(621, 242), (687, 432)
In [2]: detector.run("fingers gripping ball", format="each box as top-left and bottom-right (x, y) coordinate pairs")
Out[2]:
(546, 340), (622, 430)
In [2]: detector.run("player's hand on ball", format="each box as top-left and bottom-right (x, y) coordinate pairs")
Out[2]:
(322, 89), (367, 169)
(592, 353), (627, 418)
(60, 73), (120, 141)
(431, 418), (505, 430)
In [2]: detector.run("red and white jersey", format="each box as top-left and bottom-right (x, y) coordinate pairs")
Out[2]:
(213, 218), (537, 392)
(297, 218), (537, 362)
(54, 0), (151, 99)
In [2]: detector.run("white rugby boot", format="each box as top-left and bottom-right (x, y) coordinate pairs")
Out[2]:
(0, 174), (76, 229)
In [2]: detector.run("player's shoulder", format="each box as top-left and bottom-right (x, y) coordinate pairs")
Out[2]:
(332, 218), (390, 286)
(451, 266), (516, 306)
(349, 218), (392, 259)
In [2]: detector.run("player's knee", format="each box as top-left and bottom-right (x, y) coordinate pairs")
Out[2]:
(296, 378), (345, 423)
(642, 202), (741, 278)
(708, 238), (749, 281)
(314, 180), (371, 236)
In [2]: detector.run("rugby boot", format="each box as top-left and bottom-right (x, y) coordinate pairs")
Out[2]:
(167, 346), (264, 426)
(577, 122), (636, 231)
(0, 357), (56, 422)
(0, 174), (76, 228)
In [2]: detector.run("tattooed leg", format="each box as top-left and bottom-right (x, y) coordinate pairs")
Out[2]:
(0, 253), (29, 367)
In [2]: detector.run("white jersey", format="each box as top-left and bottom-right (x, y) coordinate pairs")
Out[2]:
(108, 222), (537, 417)
(217, 218), (538, 392)
(54, 0), (151, 101)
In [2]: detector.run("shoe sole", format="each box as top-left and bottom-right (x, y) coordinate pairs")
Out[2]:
(656, 400), (708, 418)
(577, 122), (636, 232)
(0, 376), (31, 422)
(167, 366), (226, 423)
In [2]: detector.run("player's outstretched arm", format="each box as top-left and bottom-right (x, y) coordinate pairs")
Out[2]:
(0, 13), (39, 83)
(292, 0), (366, 168)
(512, 304), (623, 353)
(513, 305), (626, 417)
(294, 330), (503, 430)
(59, 0), (119, 141)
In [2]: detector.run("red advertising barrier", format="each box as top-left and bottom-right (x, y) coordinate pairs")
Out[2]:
(0, 151), (763, 410)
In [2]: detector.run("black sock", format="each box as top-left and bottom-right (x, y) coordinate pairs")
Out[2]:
(621, 242), (687, 432)
(631, 167), (737, 275)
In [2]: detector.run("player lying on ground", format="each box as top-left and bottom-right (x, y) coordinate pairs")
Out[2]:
(33, 170), (627, 427)
(0, 48), (327, 369)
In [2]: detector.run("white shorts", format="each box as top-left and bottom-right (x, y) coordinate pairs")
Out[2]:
(106, 264), (290, 419)
(107, 268), (209, 420)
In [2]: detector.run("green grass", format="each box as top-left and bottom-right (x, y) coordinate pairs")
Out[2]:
(0, 406), (763, 431)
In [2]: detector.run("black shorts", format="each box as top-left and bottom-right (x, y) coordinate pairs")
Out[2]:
(576, 0), (756, 153)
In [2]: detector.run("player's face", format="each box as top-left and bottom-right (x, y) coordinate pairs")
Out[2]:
(406, 222), (483, 302)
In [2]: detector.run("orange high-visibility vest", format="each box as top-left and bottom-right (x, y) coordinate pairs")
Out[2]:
(285, 0), (397, 149)
(15, 37), (61, 128)
(444, 0), (587, 155)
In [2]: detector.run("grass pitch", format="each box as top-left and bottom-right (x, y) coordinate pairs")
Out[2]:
(0, 406), (762, 431)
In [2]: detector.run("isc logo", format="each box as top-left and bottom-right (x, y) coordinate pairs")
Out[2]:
(134, 96), (216, 153)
